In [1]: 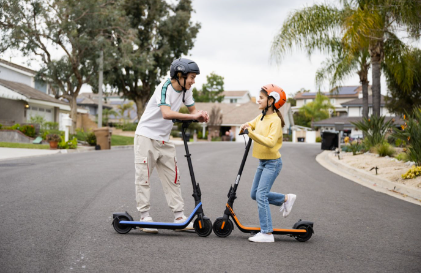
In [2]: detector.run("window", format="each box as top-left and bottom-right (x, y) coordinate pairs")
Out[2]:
(39, 108), (45, 112)
(46, 109), (52, 113)
(32, 107), (38, 111)
(230, 99), (237, 103)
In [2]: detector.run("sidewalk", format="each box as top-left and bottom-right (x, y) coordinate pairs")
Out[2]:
(317, 150), (421, 206)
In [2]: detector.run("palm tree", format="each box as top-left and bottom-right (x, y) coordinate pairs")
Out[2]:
(341, 0), (421, 116)
(299, 93), (335, 128)
(315, 41), (371, 118)
(271, 3), (371, 118)
(116, 102), (134, 122)
(271, 0), (421, 117)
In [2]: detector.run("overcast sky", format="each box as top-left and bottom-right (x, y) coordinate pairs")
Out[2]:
(4, 0), (418, 99)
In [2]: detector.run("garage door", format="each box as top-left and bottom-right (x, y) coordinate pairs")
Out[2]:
(28, 105), (54, 122)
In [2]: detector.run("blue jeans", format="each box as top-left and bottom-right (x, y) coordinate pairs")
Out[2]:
(250, 157), (285, 233)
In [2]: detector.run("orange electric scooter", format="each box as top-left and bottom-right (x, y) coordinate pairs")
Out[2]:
(212, 129), (314, 242)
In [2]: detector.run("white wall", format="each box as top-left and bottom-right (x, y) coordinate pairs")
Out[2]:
(0, 65), (33, 87)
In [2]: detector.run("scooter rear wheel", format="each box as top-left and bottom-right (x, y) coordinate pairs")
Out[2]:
(213, 217), (234, 238)
(194, 218), (212, 237)
(113, 216), (132, 234)
(294, 225), (312, 242)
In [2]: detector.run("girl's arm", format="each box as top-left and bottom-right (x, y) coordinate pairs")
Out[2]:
(248, 120), (282, 148)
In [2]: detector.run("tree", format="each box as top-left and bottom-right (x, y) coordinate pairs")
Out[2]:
(98, 0), (200, 120)
(193, 72), (225, 103)
(342, 0), (421, 116)
(271, 1), (421, 118)
(384, 48), (421, 116)
(116, 101), (134, 121)
(98, 108), (118, 127)
(0, 0), (133, 132)
(298, 93), (335, 128)
(288, 88), (310, 107)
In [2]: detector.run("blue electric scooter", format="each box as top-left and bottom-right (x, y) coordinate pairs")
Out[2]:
(112, 120), (212, 237)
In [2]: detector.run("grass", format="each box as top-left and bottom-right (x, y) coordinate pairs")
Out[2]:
(111, 135), (134, 146)
(0, 142), (50, 149)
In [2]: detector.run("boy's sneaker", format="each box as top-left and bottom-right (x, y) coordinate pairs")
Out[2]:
(248, 232), (274, 243)
(139, 216), (158, 234)
(283, 194), (296, 218)
(174, 215), (194, 231)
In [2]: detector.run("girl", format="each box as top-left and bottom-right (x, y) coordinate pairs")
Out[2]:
(240, 84), (296, 243)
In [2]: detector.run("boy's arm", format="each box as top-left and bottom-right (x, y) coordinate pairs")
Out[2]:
(248, 120), (282, 148)
(160, 105), (207, 122)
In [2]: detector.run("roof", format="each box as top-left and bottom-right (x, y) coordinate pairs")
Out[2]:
(295, 86), (369, 99)
(341, 95), (385, 106)
(0, 59), (37, 75)
(312, 116), (404, 127)
(194, 102), (261, 125)
(0, 79), (67, 105)
(221, 91), (249, 98)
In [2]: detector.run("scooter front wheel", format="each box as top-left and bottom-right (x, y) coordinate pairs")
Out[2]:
(194, 218), (212, 237)
(213, 217), (233, 238)
(113, 216), (132, 234)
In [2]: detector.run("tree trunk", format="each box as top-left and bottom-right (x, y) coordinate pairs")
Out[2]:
(134, 98), (147, 122)
(69, 96), (78, 134)
(369, 40), (383, 117)
(362, 80), (369, 119)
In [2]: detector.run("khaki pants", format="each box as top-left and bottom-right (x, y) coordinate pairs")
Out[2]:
(134, 134), (184, 213)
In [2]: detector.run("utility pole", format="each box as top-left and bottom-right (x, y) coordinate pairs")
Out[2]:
(98, 50), (103, 127)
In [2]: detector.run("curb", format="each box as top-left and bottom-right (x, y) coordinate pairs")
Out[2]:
(316, 150), (421, 206)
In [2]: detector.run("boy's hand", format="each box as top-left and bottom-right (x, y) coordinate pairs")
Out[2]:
(195, 110), (209, 122)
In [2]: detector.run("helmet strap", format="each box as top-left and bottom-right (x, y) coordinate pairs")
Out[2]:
(176, 77), (188, 102)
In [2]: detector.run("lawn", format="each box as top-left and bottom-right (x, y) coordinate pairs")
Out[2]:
(0, 142), (50, 149)
(111, 135), (134, 146)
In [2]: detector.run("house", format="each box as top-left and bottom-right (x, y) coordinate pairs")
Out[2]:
(221, 90), (252, 104)
(312, 95), (403, 139)
(194, 101), (294, 142)
(0, 59), (89, 131)
(293, 86), (372, 117)
(0, 58), (51, 94)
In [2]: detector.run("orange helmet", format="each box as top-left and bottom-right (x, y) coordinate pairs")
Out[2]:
(261, 84), (286, 109)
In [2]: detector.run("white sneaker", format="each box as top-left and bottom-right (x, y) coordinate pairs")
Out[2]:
(139, 216), (158, 234)
(248, 232), (274, 243)
(174, 215), (194, 231)
(279, 202), (285, 213)
(283, 194), (296, 218)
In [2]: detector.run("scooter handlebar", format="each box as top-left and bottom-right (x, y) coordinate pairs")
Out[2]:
(239, 129), (249, 135)
(172, 119), (199, 124)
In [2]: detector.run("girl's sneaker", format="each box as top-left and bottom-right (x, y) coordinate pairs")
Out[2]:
(283, 194), (296, 218)
(139, 216), (158, 234)
(248, 232), (275, 243)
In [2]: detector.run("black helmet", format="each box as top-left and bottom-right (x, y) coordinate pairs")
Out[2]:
(170, 58), (200, 79)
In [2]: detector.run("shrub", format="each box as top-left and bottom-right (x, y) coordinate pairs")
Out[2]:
(0, 124), (2, 129)
(395, 152), (410, 162)
(19, 125), (36, 138)
(58, 137), (78, 149)
(395, 138), (405, 147)
(351, 116), (394, 150)
(387, 135), (395, 145)
(402, 166), (421, 179)
(393, 109), (421, 166)
(316, 136), (322, 143)
(44, 122), (59, 131)
(349, 140), (363, 155)
(86, 132), (97, 146)
(121, 122), (137, 131)
(46, 133), (61, 142)
(11, 123), (20, 130)
(211, 136), (221, 141)
(29, 115), (46, 129)
(198, 130), (209, 139)
(375, 142), (395, 157)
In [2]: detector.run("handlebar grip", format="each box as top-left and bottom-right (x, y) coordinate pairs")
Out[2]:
(172, 119), (199, 124)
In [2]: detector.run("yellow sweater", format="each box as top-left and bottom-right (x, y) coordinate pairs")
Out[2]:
(247, 113), (283, 159)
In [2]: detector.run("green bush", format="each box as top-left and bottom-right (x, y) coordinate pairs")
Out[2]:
(171, 130), (180, 138)
(42, 129), (64, 140)
(0, 124), (2, 129)
(86, 132), (97, 146)
(395, 152), (410, 162)
(316, 136), (322, 143)
(395, 138), (405, 147)
(19, 125), (36, 138)
(211, 136), (221, 141)
(393, 109), (421, 166)
(198, 130), (208, 139)
(44, 122), (59, 131)
(351, 116), (394, 150)
(375, 142), (395, 157)
(58, 137), (78, 149)
(387, 135), (395, 145)
(11, 123), (20, 130)
(121, 122), (137, 131)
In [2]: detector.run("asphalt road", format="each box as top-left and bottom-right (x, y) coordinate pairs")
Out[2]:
(0, 142), (420, 273)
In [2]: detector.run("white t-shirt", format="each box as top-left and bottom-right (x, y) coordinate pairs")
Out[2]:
(135, 78), (195, 141)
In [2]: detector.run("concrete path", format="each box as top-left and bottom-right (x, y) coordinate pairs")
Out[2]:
(0, 147), (61, 161)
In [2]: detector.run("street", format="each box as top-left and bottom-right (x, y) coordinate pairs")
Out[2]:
(1, 142), (420, 272)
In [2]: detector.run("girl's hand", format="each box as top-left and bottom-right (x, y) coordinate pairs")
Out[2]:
(240, 123), (250, 130)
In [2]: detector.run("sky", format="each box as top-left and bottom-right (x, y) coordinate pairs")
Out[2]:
(3, 0), (419, 99)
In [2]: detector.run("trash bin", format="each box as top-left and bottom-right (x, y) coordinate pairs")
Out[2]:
(94, 127), (112, 150)
(321, 131), (339, 150)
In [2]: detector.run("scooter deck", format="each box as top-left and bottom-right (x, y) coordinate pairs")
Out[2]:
(119, 203), (202, 229)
